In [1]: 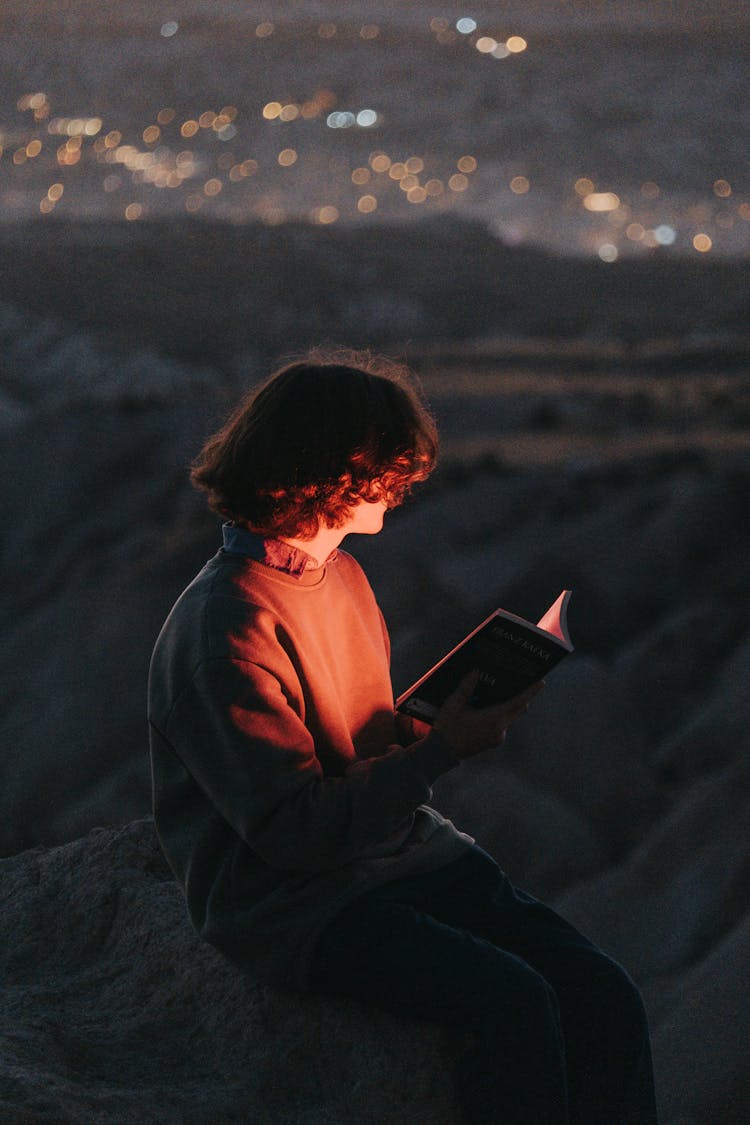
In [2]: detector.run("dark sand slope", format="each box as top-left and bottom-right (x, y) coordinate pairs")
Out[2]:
(1, 291), (749, 1120)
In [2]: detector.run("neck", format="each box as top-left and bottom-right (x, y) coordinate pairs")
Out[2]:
(279, 525), (346, 568)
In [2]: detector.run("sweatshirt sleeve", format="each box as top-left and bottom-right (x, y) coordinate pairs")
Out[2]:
(165, 655), (458, 873)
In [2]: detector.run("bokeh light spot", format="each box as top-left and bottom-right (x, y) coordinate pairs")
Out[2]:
(370, 153), (391, 173)
(583, 191), (620, 212)
(327, 111), (356, 129)
(278, 148), (298, 167)
(510, 175), (530, 194)
(654, 224), (676, 245)
(357, 194), (377, 213)
(693, 233), (712, 252)
(124, 202), (143, 220)
(598, 243), (618, 262)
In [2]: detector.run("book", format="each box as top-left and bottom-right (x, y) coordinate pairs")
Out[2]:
(395, 590), (573, 724)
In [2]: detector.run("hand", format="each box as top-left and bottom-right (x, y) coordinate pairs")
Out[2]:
(434, 670), (544, 760)
(394, 710), (432, 745)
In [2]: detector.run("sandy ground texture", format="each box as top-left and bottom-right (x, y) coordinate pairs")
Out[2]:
(1, 286), (749, 1120)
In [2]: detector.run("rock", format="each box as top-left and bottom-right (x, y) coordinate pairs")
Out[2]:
(0, 819), (457, 1125)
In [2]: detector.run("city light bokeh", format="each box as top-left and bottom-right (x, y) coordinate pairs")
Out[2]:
(1, 6), (748, 258)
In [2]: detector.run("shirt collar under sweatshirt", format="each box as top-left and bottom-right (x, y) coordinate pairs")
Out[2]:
(222, 522), (338, 578)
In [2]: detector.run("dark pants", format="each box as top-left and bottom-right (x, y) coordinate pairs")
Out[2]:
(309, 846), (657, 1125)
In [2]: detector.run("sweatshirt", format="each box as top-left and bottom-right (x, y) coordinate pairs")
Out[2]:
(148, 532), (472, 988)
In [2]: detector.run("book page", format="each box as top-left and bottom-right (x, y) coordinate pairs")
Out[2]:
(536, 589), (572, 647)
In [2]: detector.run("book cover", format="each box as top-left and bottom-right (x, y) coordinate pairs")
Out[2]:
(396, 590), (573, 723)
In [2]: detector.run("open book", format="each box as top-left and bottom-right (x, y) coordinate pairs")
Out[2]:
(396, 590), (573, 724)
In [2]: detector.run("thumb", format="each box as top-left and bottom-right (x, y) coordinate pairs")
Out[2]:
(446, 668), (481, 711)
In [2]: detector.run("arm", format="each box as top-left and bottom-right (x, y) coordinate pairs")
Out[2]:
(165, 656), (458, 874)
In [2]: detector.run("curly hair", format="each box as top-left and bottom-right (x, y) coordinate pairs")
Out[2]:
(190, 349), (438, 539)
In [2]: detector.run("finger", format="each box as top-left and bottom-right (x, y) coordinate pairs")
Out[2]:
(512, 675), (541, 702)
(447, 668), (481, 709)
(503, 680), (545, 712)
(480, 681), (545, 724)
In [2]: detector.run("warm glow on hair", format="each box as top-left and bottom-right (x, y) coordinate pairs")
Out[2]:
(190, 349), (438, 538)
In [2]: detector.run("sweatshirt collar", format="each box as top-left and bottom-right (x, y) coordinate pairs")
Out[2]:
(222, 523), (336, 578)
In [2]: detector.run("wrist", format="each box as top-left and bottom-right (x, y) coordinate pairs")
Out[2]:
(408, 729), (461, 782)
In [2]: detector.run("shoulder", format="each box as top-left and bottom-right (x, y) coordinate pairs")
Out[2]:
(332, 548), (368, 577)
(330, 549), (376, 592)
(156, 553), (282, 657)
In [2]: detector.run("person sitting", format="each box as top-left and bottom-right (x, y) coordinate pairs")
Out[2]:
(148, 350), (657, 1124)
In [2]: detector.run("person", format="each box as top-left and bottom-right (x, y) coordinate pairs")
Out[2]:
(148, 350), (658, 1124)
